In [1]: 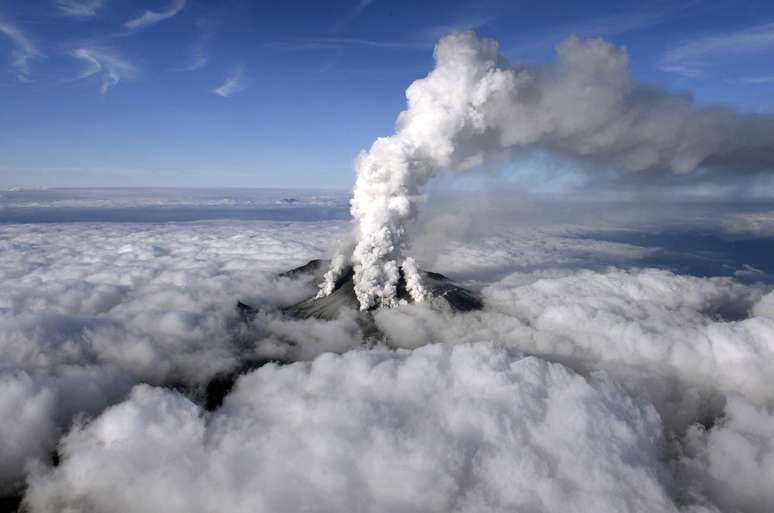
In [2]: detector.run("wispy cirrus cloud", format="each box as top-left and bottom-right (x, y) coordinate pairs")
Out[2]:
(125, 0), (186, 31)
(330, 0), (377, 34)
(505, 2), (696, 57)
(270, 36), (426, 51)
(183, 44), (208, 71)
(71, 46), (137, 94)
(213, 67), (247, 97)
(0, 20), (41, 82)
(56, 0), (104, 19)
(176, 19), (215, 72)
(659, 21), (774, 77)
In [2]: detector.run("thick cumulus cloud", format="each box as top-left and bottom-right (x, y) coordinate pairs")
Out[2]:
(0, 220), (349, 493)
(0, 221), (347, 383)
(3, 205), (774, 511)
(681, 395), (774, 513)
(374, 269), (774, 430)
(0, 366), (132, 495)
(340, 31), (774, 310)
(753, 290), (774, 317)
(25, 343), (704, 513)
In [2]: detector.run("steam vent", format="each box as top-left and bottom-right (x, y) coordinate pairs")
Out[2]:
(282, 259), (482, 319)
(223, 259), (482, 409)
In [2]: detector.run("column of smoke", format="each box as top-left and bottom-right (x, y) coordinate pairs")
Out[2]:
(320, 31), (774, 310)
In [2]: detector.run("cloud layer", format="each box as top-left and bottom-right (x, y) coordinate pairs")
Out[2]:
(0, 220), (347, 493)
(1, 201), (773, 512)
(25, 343), (683, 513)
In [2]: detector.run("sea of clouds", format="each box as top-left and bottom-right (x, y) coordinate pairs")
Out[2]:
(2, 191), (774, 512)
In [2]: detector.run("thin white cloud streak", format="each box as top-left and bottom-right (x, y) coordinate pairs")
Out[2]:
(354, 0), (375, 15)
(660, 21), (774, 77)
(330, 0), (377, 34)
(271, 36), (426, 51)
(0, 20), (40, 82)
(182, 51), (207, 71)
(175, 19), (214, 72)
(71, 47), (138, 94)
(55, 0), (104, 18)
(213, 67), (246, 97)
(741, 75), (774, 84)
(507, 3), (696, 56)
(124, 0), (186, 30)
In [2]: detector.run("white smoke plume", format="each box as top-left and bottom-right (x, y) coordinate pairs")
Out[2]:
(335, 31), (774, 310)
(401, 256), (427, 303)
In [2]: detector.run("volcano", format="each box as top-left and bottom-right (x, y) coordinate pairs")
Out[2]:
(220, 259), (482, 410)
(280, 259), (483, 320)
(235, 258), (482, 345)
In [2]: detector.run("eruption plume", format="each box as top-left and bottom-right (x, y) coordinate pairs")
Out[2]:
(322, 31), (774, 310)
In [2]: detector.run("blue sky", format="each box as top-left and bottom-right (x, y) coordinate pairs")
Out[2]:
(0, 0), (773, 189)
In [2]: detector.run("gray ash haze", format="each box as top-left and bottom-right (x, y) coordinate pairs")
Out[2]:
(1, 15), (774, 513)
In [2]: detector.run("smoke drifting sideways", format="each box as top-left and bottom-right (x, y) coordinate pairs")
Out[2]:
(336, 31), (774, 310)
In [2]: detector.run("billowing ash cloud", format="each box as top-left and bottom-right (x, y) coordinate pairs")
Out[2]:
(338, 31), (774, 310)
(24, 343), (684, 513)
